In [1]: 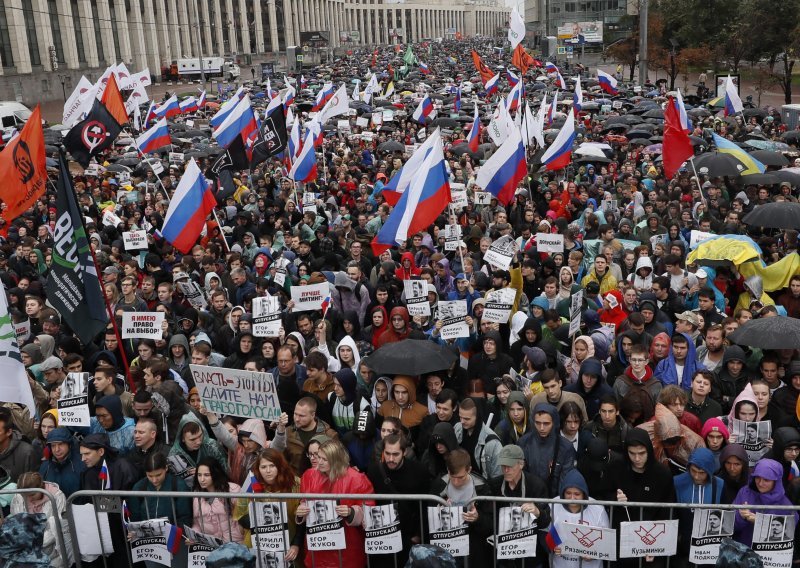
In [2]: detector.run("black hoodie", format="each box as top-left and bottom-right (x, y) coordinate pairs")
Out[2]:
(509, 318), (542, 364)
(467, 330), (514, 395)
(420, 422), (459, 478)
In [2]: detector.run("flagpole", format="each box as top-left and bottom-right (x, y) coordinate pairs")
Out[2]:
(59, 149), (134, 389)
(126, 128), (174, 204)
(211, 208), (231, 253)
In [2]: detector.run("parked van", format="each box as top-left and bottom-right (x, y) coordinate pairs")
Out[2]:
(0, 101), (32, 132)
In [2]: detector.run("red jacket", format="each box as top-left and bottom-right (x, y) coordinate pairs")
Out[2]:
(299, 467), (375, 568)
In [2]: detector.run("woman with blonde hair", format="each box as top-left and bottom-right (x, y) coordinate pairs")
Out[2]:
(297, 439), (374, 567)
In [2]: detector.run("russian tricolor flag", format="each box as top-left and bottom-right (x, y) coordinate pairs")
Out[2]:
(468, 107), (481, 152)
(156, 94), (180, 119)
(300, 75), (307, 90)
(545, 523), (562, 551)
(372, 132), (450, 255)
(288, 131), (318, 183)
(573, 76), (583, 112)
(412, 96), (436, 124)
(475, 127), (526, 205)
(165, 523), (183, 554)
(313, 83), (334, 111)
(144, 101), (157, 128)
(241, 470), (263, 493)
(506, 81), (523, 113)
(197, 90), (206, 108)
(723, 75), (743, 116)
(541, 108), (577, 171)
(597, 69), (619, 95)
(179, 96), (198, 114)
(161, 159), (217, 254)
(381, 129), (440, 206)
(284, 80), (296, 109)
(454, 86), (461, 113)
(287, 120), (301, 167)
(485, 73), (500, 97)
(99, 459), (111, 490)
(212, 94), (258, 149)
(506, 68), (520, 88)
(419, 62), (431, 75)
(321, 296), (332, 318)
(135, 118), (171, 154)
(545, 62), (566, 88)
(209, 86), (245, 128)
(674, 88), (691, 131)
(547, 90), (558, 127)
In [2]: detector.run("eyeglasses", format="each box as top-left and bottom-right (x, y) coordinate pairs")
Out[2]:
(306, 452), (319, 459)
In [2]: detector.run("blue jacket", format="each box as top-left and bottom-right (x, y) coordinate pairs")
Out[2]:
(674, 448), (723, 505)
(654, 332), (705, 390)
(38, 427), (85, 497)
(129, 473), (193, 526)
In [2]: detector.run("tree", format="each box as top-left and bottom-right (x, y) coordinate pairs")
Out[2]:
(607, 37), (639, 82)
(747, 0), (800, 103)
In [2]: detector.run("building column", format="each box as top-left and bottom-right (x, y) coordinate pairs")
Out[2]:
(126, 0), (147, 69)
(6, 0), (32, 73)
(75, 0), (98, 68)
(54, 0), (79, 68)
(113, 0), (133, 63)
(198, 0), (213, 55)
(212, 0), (224, 54)
(94, 0), (116, 63)
(237, 0), (250, 54)
(177, 0), (193, 56)
(30, 0), (55, 71)
(139, 0), (160, 73)
(252, 0), (263, 53)
(224, 0), (237, 54)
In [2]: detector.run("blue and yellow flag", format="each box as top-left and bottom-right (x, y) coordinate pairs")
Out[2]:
(712, 133), (765, 175)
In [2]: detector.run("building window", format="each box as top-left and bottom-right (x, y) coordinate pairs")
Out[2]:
(108, 1), (122, 61)
(70, 0), (86, 63)
(21, 0), (41, 66)
(0, 6), (14, 67)
(91, 0), (105, 63)
(47, 0), (65, 62)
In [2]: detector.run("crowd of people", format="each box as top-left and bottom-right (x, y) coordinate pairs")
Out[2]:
(1, 35), (800, 568)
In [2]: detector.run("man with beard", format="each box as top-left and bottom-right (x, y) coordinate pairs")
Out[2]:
(367, 434), (431, 565)
(696, 324), (726, 373)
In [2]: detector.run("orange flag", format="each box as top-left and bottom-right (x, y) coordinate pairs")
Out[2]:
(512, 45), (538, 74)
(471, 50), (495, 86)
(0, 105), (47, 222)
(100, 74), (128, 125)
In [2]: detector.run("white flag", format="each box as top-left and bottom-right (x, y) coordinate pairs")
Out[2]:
(0, 284), (35, 415)
(508, 7), (526, 50)
(319, 84), (350, 122)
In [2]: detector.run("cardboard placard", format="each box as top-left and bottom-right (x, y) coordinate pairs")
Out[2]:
(168, 152), (184, 164)
(619, 520), (679, 558)
(438, 300), (469, 340)
(121, 312), (165, 339)
(251, 501), (290, 552)
(568, 290), (584, 337)
(123, 230), (148, 250)
(483, 235), (516, 270)
(558, 521), (617, 562)
(176, 280), (207, 309)
(364, 504), (403, 554)
(252, 295), (282, 337)
(13, 319), (30, 343)
(190, 364), (281, 421)
(290, 282), (330, 312)
(689, 509), (735, 564)
(450, 189), (468, 209)
(730, 419), (772, 466)
(495, 507), (537, 559)
(444, 224), (461, 251)
(752, 514), (795, 568)
(427, 506), (469, 557)
(482, 288), (516, 324)
(306, 500), (346, 550)
(403, 279), (431, 317)
(102, 209), (124, 228)
(536, 233), (564, 253)
(356, 117), (369, 128)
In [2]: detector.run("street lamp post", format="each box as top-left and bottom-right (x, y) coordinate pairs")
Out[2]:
(669, 38), (679, 91)
(59, 74), (67, 102)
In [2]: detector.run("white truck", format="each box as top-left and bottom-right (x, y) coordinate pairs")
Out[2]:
(167, 58), (241, 81)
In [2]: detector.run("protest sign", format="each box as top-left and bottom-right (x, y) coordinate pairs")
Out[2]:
(128, 519), (171, 567)
(102, 209), (123, 228)
(731, 419), (772, 466)
(117, 171), (130, 184)
(252, 296), (282, 337)
(72, 504), (114, 556)
(177, 280), (208, 310)
(428, 506), (469, 557)
(649, 234), (668, 249)
(188, 543), (217, 566)
(752, 513), (795, 568)
(568, 290), (584, 337)
(169, 152), (184, 164)
(444, 224), (461, 251)
(689, 509), (735, 564)
(482, 288), (516, 324)
(302, 191), (316, 213)
(495, 507), (537, 560)
(337, 119), (351, 133)
(121, 312), (165, 340)
(123, 230), (148, 250)
(475, 191), (493, 205)
(450, 188), (468, 209)
(184, 525), (222, 564)
(356, 117), (369, 128)
(536, 233), (564, 253)
(255, 551), (286, 568)
(364, 504), (403, 554)
(251, 501), (290, 552)
(483, 235), (516, 270)
(13, 318), (30, 342)
(57, 372), (90, 427)
(619, 520), (679, 558)
(306, 500), (345, 550)
(601, 199), (618, 212)
(167, 454), (194, 488)
(290, 282), (329, 312)
(403, 279), (431, 317)
(690, 229), (715, 249)
(558, 521), (617, 561)
(190, 365), (281, 421)
(438, 300), (469, 340)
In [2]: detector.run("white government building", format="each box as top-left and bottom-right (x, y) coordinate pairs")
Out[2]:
(0, 0), (508, 101)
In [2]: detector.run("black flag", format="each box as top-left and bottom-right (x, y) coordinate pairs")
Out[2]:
(249, 102), (288, 168)
(45, 154), (109, 343)
(63, 99), (123, 167)
(207, 135), (249, 202)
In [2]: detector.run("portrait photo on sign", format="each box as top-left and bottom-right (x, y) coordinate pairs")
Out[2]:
(60, 372), (88, 399)
(256, 550), (285, 568)
(308, 499), (336, 526)
(365, 504), (398, 530)
(499, 506), (533, 534)
(755, 514), (795, 543)
(700, 510), (734, 537)
(428, 506), (465, 532)
(128, 518), (168, 539)
(254, 502), (285, 526)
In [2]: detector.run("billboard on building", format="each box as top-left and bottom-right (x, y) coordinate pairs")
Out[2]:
(299, 31), (330, 48)
(557, 21), (603, 44)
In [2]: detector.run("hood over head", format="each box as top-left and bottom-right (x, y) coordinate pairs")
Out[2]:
(559, 468), (590, 499)
(238, 418), (267, 448)
(336, 335), (361, 369)
(688, 447), (717, 478)
(392, 375), (418, 405)
(431, 421), (459, 452)
(95, 394), (126, 431)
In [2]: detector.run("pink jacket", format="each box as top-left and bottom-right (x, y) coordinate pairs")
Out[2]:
(192, 482), (244, 543)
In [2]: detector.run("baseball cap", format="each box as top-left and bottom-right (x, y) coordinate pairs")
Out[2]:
(695, 268), (708, 279)
(675, 311), (700, 328)
(498, 445), (525, 467)
(39, 356), (64, 371)
(43, 314), (60, 325)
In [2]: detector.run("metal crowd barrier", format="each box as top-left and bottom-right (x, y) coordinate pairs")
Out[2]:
(0, 488), (71, 566)
(57, 490), (800, 568)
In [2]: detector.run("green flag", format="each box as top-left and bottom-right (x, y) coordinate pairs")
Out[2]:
(403, 45), (416, 66)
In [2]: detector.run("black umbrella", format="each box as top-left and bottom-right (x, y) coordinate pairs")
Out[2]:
(430, 117), (459, 129)
(728, 317), (800, 350)
(740, 172), (780, 186)
(742, 201), (800, 229)
(365, 339), (457, 375)
(377, 140), (404, 153)
(450, 143), (483, 160)
(642, 108), (664, 119)
(118, 157), (141, 167)
(749, 150), (790, 167)
(774, 169), (800, 187)
(104, 163), (131, 173)
(782, 130), (800, 143)
(692, 152), (744, 177)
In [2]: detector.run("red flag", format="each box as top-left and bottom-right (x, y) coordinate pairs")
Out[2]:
(471, 50), (495, 85)
(662, 96), (694, 179)
(0, 105), (47, 223)
(512, 45), (538, 74)
(100, 74), (128, 126)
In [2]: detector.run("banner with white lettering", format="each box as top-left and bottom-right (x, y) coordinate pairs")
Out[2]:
(121, 312), (165, 339)
(438, 300), (469, 340)
(190, 365), (281, 421)
(752, 513), (795, 568)
(482, 288), (516, 324)
(495, 507), (537, 560)
(251, 501), (290, 552)
(306, 500), (345, 550)
(290, 282), (330, 312)
(619, 520), (679, 558)
(428, 506), (469, 557)
(57, 372), (90, 427)
(252, 296), (282, 337)
(123, 230), (148, 250)
(558, 521), (617, 561)
(403, 279), (431, 317)
(689, 509), (735, 564)
(444, 224), (461, 251)
(731, 419), (772, 466)
(536, 233), (564, 254)
(483, 235), (516, 270)
(364, 504), (402, 554)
